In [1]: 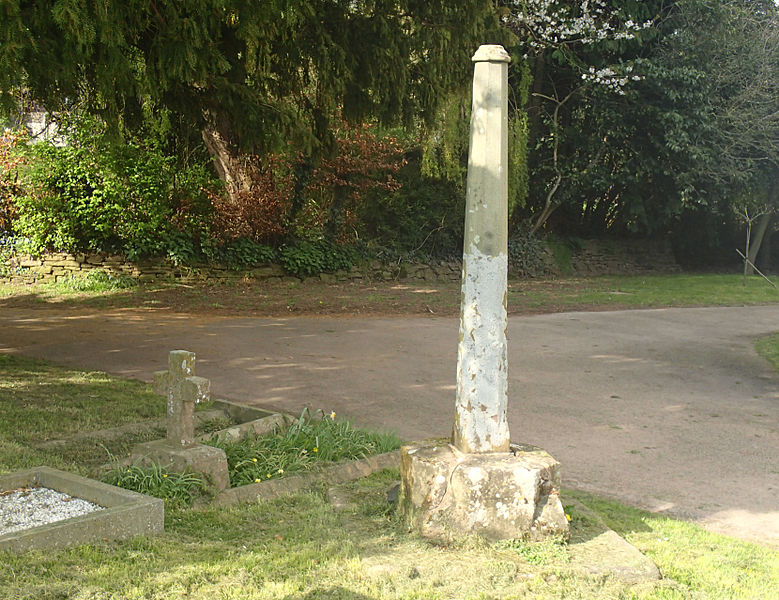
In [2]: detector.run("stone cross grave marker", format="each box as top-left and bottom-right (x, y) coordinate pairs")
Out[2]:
(153, 350), (210, 447)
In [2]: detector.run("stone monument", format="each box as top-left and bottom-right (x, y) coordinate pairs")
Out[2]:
(399, 45), (569, 541)
(131, 350), (230, 491)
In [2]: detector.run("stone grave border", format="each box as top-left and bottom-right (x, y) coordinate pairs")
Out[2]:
(213, 450), (399, 507)
(192, 401), (400, 506)
(0, 466), (163, 553)
(128, 349), (401, 504)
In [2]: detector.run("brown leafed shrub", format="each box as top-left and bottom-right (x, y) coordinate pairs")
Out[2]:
(208, 155), (292, 245)
(304, 121), (406, 242)
(0, 131), (26, 233)
(208, 120), (406, 245)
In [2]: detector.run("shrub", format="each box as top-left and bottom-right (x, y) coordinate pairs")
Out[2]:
(0, 131), (25, 234)
(208, 154), (292, 246)
(303, 121), (406, 243)
(9, 116), (216, 258)
(508, 230), (551, 277)
(359, 149), (464, 261)
(279, 239), (359, 277)
(202, 237), (277, 270)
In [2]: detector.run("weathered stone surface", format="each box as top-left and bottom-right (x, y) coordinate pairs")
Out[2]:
(251, 264), (285, 278)
(400, 440), (569, 542)
(154, 350), (211, 448)
(49, 260), (81, 268)
(132, 440), (229, 491)
(570, 529), (661, 583)
(203, 413), (287, 443)
(452, 44), (511, 455)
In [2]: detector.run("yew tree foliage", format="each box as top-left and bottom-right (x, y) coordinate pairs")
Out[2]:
(0, 1), (493, 156)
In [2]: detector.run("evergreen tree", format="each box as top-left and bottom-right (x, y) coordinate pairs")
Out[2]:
(0, 1), (496, 198)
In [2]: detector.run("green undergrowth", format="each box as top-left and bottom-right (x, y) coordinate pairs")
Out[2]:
(206, 408), (403, 486)
(102, 458), (206, 509)
(1, 472), (776, 599)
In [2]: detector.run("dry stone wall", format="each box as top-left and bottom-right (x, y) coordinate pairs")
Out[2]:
(568, 239), (680, 275)
(0, 239), (679, 286)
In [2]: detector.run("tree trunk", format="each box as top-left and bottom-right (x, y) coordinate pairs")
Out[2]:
(201, 118), (253, 200)
(757, 228), (773, 273)
(746, 179), (777, 274)
(747, 211), (773, 274)
(527, 52), (546, 144)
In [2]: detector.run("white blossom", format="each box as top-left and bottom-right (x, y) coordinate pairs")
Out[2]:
(503, 0), (653, 49)
(503, 0), (652, 93)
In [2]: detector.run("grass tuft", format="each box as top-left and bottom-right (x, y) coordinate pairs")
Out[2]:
(102, 455), (205, 509)
(48, 269), (137, 293)
(206, 408), (403, 487)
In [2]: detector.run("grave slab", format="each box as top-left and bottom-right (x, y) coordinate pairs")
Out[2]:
(0, 467), (163, 553)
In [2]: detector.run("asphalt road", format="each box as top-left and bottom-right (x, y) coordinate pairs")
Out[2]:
(1, 305), (777, 546)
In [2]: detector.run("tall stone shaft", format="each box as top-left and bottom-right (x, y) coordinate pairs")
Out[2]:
(453, 45), (511, 454)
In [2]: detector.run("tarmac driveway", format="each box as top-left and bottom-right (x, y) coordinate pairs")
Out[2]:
(1, 305), (777, 546)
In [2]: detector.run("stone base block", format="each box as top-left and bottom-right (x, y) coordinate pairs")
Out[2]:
(131, 440), (230, 491)
(400, 440), (569, 542)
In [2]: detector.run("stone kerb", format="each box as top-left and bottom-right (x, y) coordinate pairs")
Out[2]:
(0, 244), (680, 286)
(0, 467), (163, 553)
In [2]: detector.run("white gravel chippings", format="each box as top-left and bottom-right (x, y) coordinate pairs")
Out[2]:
(0, 486), (104, 536)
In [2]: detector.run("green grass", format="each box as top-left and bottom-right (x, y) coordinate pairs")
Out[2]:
(207, 408), (403, 486)
(48, 270), (138, 293)
(511, 273), (779, 310)
(103, 459), (206, 508)
(0, 472), (776, 599)
(567, 490), (779, 600)
(1, 349), (778, 599)
(755, 332), (779, 372)
(0, 353), (165, 475)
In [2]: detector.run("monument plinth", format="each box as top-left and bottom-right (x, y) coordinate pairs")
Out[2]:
(400, 45), (568, 541)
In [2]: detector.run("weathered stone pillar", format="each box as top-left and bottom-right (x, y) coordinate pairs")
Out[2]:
(453, 44), (511, 454)
(399, 45), (569, 542)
